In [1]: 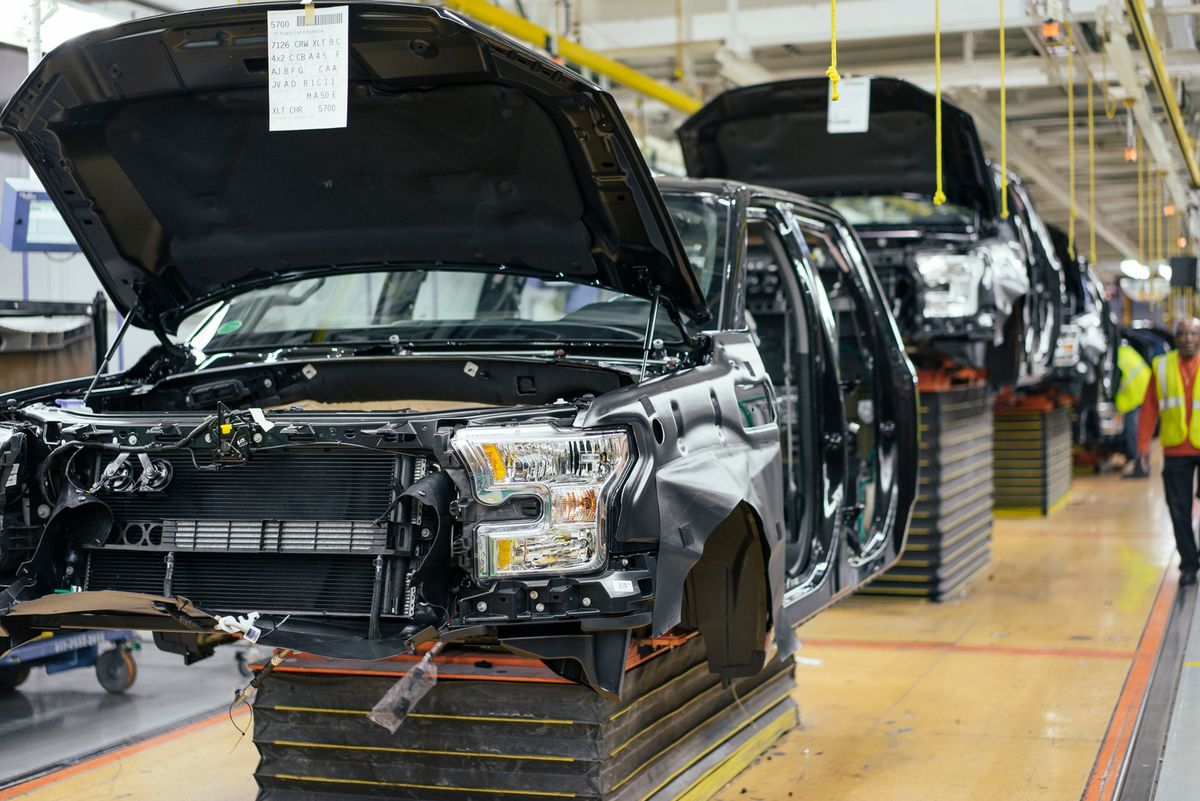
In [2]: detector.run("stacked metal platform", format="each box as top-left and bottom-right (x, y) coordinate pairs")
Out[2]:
(865, 384), (994, 600)
(993, 404), (1073, 516)
(253, 635), (798, 801)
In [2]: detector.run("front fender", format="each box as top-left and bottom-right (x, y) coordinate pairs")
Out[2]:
(576, 331), (790, 654)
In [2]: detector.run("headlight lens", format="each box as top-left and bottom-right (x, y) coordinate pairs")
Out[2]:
(451, 425), (631, 579)
(914, 251), (987, 318)
(1054, 323), (1082, 367)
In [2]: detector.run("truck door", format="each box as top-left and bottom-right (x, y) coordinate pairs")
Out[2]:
(741, 205), (847, 613)
(1007, 180), (1066, 385)
(788, 205), (918, 584)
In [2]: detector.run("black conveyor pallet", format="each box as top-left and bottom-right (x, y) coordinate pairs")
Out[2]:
(253, 635), (798, 801)
(864, 384), (994, 600)
(993, 404), (1073, 516)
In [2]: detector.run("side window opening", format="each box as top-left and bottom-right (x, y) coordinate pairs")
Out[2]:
(743, 217), (815, 576)
(806, 226), (880, 549)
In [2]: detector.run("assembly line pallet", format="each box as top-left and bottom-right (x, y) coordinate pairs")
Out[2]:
(864, 383), (994, 600)
(251, 634), (798, 801)
(993, 402), (1073, 517)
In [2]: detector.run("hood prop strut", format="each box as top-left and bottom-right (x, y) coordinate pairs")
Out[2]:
(639, 286), (701, 382)
(639, 286), (662, 382)
(662, 295), (698, 348)
(82, 302), (139, 408)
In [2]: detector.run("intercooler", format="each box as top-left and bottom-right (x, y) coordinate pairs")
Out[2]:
(82, 446), (425, 616)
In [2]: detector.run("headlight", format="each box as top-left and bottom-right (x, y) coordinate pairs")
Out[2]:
(1054, 323), (1082, 367)
(451, 424), (632, 579)
(914, 251), (987, 318)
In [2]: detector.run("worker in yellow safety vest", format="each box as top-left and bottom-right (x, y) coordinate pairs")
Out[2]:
(1138, 317), (1200, 586)
(1117, 342), (1152, 478)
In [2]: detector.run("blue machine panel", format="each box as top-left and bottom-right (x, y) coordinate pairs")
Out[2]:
(1, 178), (80, 253)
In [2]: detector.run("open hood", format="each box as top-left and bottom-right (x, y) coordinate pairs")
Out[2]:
(677, 77), (997, 220)
(1, 2), (708, 332)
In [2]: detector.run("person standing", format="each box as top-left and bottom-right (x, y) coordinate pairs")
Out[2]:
(1138, 317), (1200, 585)
(1118, 341), (1152, 478)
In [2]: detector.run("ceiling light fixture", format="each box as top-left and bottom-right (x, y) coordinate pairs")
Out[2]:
(1123, 106), (1138, 162)
(1120, 259), (1151, 280)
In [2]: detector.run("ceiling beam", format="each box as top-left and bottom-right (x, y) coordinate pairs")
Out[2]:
(954, 91), (1138, 258)
(1100, 5), (1191, 213)
(579, 0), (1110, 55)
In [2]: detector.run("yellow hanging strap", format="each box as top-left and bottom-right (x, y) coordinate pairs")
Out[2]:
(1066, 22), (1076, 260)
(999, 0), (1008, 218)
(933, 0), (946, 206)
(1147, 154), (1154, 263)
(1137, 134), (1144, 263)
(827, 0), (841, 101)
(1102, 54), (1118, 119)
(1155, 173), (1162, 262)
(1087, 74), (1097, 265)
(1160, 174), (1167, 262)
(1148, 160), (1156, 263)
(673, 0), (685, 82)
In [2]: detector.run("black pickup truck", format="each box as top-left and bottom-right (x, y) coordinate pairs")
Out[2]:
(0, 2), (917, 697)
(678, 77), (1070, 390)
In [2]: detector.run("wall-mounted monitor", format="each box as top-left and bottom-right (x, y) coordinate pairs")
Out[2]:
(1, 178), (80, 253)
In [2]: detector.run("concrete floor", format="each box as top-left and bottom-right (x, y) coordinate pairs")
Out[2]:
(0, 460), (1182, 801)
(714, 462), (1177, 801)
(0, 643), (250, 785)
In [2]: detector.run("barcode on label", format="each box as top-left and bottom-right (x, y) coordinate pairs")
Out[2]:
(296, 12), (343, 26)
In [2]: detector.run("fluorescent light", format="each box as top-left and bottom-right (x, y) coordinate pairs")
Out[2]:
(1120, 259), (1151, 280)
(1160, 263), (1173, 282)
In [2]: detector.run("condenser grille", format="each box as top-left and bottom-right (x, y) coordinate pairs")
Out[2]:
(98, 448), (402, 523)
(169, 519), (388, 552)
(84, 550), (379, 615)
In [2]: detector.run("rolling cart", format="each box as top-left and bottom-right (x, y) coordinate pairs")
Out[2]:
(0, 630), (139, 694)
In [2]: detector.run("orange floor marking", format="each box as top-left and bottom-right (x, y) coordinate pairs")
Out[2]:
(802, 637), (1136, 660)
(1081, 568), (1177, 801)
(0, 706), (250, 800)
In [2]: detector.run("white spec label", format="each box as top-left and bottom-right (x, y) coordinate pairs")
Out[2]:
(268, 5), (349, 131)
(827, 76), (871, 134)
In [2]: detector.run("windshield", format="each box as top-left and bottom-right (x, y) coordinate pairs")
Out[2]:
(190, 192), (729, 354)
(825, 195), (975, 227)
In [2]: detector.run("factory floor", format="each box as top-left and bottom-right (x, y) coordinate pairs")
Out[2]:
(0, 461), (1186, 801)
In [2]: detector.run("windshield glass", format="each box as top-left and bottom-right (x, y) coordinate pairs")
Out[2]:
(825, 195), (975, 227)
(190, 193), (729, 353)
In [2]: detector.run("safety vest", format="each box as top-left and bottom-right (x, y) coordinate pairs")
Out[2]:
(1151, 351), (1200, 447)
(1116, 344), (1151, 414)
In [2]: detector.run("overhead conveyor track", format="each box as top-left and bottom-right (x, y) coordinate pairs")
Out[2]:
(1124, 0), (1200, 189)
(441, 0), (703, 114)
